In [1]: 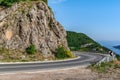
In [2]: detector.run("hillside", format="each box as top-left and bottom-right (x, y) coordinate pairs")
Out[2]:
(0, 0), (70, 61)
(67, 31), (109, 53)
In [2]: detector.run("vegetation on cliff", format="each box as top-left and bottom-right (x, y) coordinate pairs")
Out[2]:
(26, 44), (36, 54)
(67, 31), (109, 53)
(55, 46), (74, 59)
(0, 0), (48, 7)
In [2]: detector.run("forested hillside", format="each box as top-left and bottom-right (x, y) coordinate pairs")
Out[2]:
(67, 31), (109, 53)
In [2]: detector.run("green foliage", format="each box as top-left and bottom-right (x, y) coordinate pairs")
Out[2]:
(66, 31), (110, 53)
(55, 46), (68, 59)
(0, 47), (9, 54)
(0, 0), (48, 7)
(67, 31), (95, 51)
(42, 0), (47, 4)
(0, 0), (21, 7)
(67, 31), (93, 50)
(90, 61), (120, 73)
(26, 44), (36, 54)
(55, 46), (74, 59)
(65, 50), (75, 58)
(116, 54), (120, 61)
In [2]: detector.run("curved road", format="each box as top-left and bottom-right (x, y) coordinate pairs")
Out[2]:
(0, 52), (105, 73)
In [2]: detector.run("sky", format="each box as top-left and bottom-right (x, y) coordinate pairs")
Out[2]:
(48, 0), (120, 42)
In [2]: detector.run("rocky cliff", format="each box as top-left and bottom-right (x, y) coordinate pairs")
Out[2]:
(0, 1), (68, 59)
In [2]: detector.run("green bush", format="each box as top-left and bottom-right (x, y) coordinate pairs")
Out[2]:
(26, 44), (36, 54)
(55, 46), (68, 59)
(0, 0), (48, 7)
(55, 46), (74, 59)
(0, 0), (20, 7)
(42, 0), (47, 4)
(65, 50), (75, 58)
(116, 54), (120, 61)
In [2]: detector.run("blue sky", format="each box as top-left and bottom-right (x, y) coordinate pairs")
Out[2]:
(48, 0), (120, 41)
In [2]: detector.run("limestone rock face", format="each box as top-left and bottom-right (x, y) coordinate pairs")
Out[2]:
(0, 2), (68, 56)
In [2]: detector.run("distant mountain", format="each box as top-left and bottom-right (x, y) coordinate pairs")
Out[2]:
(66, 31), (110, 53)
(114, 45), (120, 50)
(98, 41), (120, 55)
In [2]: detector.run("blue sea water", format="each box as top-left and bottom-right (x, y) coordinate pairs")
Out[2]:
(98, 41), (120, 55)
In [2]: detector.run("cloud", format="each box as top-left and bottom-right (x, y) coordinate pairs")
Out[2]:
(49, 0), (67, 4)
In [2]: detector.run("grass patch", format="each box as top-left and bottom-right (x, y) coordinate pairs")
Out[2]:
(0, 47), (45, 62)
(89, 61), (120, 73)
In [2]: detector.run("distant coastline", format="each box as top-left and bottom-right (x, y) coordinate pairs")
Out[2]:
(98, 41), (120, 55)
(113, 45), (120, 50)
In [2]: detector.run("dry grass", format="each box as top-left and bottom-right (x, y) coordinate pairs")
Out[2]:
(0, 48), (55, 62)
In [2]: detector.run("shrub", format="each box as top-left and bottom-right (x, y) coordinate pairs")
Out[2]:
(26, 44), (36, 54)
(42, 0), (47, 4)
(0, 0), (20, 7)
(116, 54), (120, 61)
(55, 46), (68, 59)
(65, 50), (75, 58)
(55, 46), (74, 59)
(90, 61), (116, 73)
(0, 0), (48, 7)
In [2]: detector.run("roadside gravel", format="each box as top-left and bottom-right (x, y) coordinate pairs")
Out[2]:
(0, 66), (119, 80)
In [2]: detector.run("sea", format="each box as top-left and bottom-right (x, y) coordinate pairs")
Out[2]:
(98, 41), (120, 55)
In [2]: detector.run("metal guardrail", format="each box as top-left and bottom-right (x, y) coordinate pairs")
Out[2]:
(97, 55), (116, 65)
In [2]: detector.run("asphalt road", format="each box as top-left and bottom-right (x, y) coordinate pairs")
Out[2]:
(0, 52), (105, 73)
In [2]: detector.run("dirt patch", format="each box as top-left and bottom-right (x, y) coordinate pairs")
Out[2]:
(0, 66), (120, 80)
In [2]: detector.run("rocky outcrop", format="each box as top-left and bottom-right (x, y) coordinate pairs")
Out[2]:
(0, 1), (68, 57)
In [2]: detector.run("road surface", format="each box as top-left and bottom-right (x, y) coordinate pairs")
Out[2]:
(0, 52), (104, 73)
